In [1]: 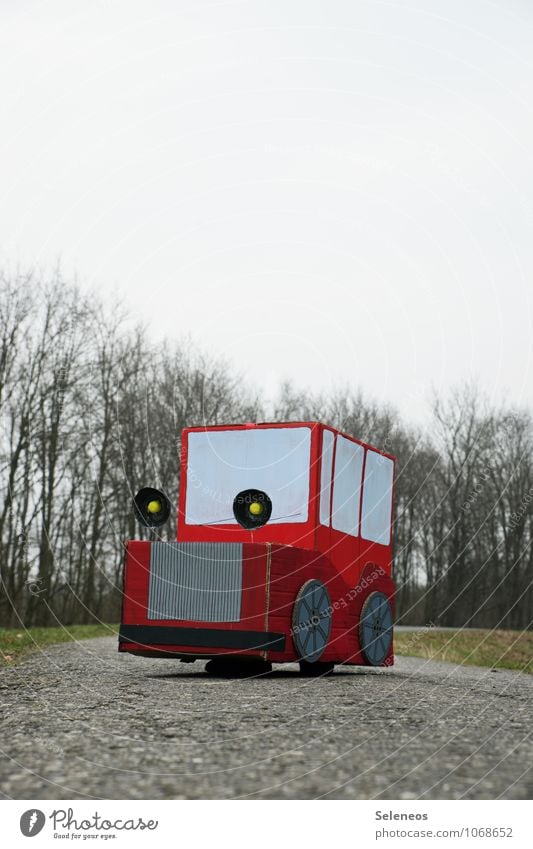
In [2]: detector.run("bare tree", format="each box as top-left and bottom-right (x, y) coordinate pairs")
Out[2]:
(1, 269), (532, 630)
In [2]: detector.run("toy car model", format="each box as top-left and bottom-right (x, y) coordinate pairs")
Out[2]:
(119, 421), (395, 674)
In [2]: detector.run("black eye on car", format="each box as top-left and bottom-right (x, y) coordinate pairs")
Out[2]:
(233, 489), (272, 529)
(133, 487), (171, 528)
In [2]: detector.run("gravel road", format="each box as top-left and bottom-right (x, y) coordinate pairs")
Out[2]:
(1, 637), (531, 800)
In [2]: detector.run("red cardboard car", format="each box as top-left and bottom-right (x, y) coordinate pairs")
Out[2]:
(119, 421), (395, 674)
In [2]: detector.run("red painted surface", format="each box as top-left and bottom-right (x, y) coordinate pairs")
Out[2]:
(120, 421), (396, 667)
(120, 542), (271, 657)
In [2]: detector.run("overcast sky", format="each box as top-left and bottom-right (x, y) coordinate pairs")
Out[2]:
(2, 0), (533, 421)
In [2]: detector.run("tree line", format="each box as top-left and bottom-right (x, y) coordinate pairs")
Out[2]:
(1, 270), (532, 629)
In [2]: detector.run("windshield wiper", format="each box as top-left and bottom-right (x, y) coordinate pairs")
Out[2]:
(197, 511), (303, 526)
(269, 511), (303, 521)
(197, 517), (235, 525)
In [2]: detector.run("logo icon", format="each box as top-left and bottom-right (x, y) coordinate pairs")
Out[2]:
(20, 810), (45, 837)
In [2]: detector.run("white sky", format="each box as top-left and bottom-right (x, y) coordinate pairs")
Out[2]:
(2, 0), (533, 421)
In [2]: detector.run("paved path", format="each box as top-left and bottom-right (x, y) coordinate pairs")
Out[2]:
(1, 637), (531, 799)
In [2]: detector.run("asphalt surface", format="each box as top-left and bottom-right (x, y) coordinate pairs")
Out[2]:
(1, 637), (531, 800)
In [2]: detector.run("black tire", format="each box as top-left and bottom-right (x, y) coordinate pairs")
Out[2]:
(205, 658), (272, 677)
(299, 660), (335, 677)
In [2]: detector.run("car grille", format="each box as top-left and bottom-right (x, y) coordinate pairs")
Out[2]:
(147, 542), (243, 622)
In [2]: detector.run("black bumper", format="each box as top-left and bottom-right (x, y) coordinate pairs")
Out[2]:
(119, 624), (286, 652)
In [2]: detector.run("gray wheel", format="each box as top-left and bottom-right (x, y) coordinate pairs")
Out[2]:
(360, 591), (393, 666)
(292, 579), (332, 663)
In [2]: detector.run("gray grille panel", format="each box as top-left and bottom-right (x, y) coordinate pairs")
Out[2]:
(147, 542), (243, 622)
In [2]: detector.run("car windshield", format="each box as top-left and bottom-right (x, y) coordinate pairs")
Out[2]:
(185, 426), (311, 525)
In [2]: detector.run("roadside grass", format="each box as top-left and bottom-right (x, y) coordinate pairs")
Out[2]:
(395, 628), (533, 673)
(0, 624), (119, 667)
(1, 623), (531, 673)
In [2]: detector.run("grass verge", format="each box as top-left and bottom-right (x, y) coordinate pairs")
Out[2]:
(395, 628), (533, 673)
(0, 624), (119, 667)
(1, 624), (531, 673)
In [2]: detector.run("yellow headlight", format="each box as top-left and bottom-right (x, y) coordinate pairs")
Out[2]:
(147, 499), (162, 514)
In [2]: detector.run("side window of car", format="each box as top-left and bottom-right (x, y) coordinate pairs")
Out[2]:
(319, 429), (335, 526)
(331, 436), (364, 536)
(361, 451), (394, 545)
